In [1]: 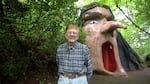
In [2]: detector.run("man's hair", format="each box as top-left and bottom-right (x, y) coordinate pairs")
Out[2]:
(66, 24), (79, 32)
(78, 2), (115, 27)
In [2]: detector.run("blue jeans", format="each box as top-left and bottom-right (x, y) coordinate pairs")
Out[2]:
(58, 75), (88, 84)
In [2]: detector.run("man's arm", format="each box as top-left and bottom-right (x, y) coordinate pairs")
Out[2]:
(84, 45), (93, 81)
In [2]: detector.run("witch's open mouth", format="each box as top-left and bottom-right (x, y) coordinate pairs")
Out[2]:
(102, 41), (117, 72)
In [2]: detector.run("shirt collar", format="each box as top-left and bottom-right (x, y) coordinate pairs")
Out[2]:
(67, 41), (79, 50)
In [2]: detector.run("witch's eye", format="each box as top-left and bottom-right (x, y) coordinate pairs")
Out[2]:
(84, 19), (100, 26)
(89, 20), (99, 24)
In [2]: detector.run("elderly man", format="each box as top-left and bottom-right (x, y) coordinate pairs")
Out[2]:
(56, 24), (93, 84)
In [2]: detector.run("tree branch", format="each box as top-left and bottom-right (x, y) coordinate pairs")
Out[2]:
(115, 0), (150, 36)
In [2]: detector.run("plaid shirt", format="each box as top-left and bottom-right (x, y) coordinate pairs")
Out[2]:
(56, 42), (93, 80)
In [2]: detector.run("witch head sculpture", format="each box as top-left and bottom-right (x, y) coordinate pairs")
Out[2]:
(79, 2), (128, 76)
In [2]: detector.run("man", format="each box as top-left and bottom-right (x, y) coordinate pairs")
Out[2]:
(79, 2), (142, 76)
(56, 24), (93, 84)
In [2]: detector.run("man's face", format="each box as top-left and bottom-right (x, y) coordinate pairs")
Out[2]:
(65, 28), (79, 44)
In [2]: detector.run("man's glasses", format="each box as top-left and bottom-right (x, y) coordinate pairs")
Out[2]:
(67, 31), (78, 35)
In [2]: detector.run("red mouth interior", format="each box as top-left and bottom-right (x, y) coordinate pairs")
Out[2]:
(102, 41), (117, 72)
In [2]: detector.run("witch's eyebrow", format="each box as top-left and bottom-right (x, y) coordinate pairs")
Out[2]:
(82, 12), (105, 20)
(84, 12), (102, 15)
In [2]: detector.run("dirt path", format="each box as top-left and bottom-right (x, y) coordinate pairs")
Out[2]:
(15, 68), (150, 84)
(89, 68), (150, 84)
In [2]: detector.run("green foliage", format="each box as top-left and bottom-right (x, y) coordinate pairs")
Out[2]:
(0, 57), (29, 80)
(0, 0), (150, 82)
(0, 26), (29, 80)
(39, 80), (44, 84)
(15, 0), (79, 53)
(0, 0), (78, 81)
(78, 27), (86, 43)
(115, 0), (150, 61)
(0, 63), (17, 80)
